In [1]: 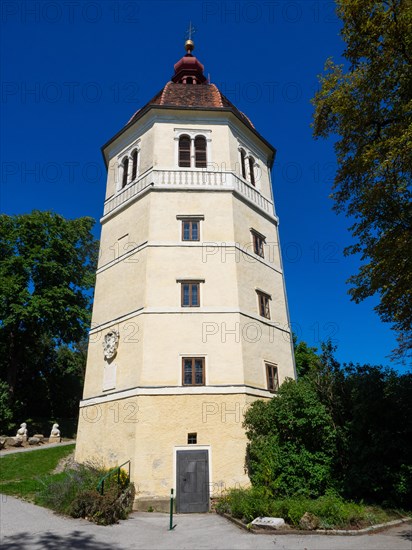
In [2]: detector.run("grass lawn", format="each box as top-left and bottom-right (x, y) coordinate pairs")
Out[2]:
(0, 444), (75, 499)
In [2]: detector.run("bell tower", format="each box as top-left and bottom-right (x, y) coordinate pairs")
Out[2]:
(75, 38), (295, 512)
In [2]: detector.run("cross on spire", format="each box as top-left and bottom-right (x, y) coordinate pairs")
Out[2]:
(186, 21), (196, 41)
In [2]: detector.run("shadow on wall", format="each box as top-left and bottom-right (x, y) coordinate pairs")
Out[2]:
(2, 531), (125, 550)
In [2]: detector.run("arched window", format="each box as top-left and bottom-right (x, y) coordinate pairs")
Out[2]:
(240, 148), (246, 179)
(194, 136), (207, 168)
(186, 77), (193, 84)
(131, 149), (138, 181)
(179, 135), (191, 167)
(122, 157), (129, 188)
(248, 156), (256, 186)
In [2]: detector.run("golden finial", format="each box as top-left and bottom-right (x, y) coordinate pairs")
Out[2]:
(185, 21), (195, 53)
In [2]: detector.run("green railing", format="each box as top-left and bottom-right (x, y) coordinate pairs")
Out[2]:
(96, 460), (131, 495)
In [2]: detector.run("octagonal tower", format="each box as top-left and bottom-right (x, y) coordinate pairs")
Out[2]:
(75, 40), (296, 512)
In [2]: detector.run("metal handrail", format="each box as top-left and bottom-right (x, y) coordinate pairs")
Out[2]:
(96, 460), (131, 495)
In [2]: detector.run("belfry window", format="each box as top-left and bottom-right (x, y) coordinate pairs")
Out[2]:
(249, 156), (256, 186)
(131, 149), (138, 181)
(240, 148), (247, 179)
(178, 134), (208, 168)
(179, 135), (191, 167)
(194, 136), (207, 168)
(121, 157), (129, 189)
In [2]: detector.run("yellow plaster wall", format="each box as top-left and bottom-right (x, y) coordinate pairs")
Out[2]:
(75, 393), (263, 501)
(91, 252), (147, 327)
(140, 313), (244, 386)
(82, 316), (144, 398)
(98, 193), (151, 269)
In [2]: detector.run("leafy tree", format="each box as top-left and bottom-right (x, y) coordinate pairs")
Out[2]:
(342, 363), (412, 506)
(293, 336), (319, 378)
(0, 380), (13, 433)
(0, 211), (98, 428)
(245, 338), (412, 506)
(312, 0), (412, 359)
(244, 378), (338, 498)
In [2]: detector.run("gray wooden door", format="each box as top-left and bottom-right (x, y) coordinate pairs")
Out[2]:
(176, 450), (209, 513)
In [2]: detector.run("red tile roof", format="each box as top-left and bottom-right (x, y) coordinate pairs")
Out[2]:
(126, 82), (255, 130)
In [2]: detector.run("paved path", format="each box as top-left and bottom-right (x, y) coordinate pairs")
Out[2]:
(1, 495), (411, 550)
(0, 441), (75, 456)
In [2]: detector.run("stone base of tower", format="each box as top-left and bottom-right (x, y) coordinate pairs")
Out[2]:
(75, 393), (265, 512)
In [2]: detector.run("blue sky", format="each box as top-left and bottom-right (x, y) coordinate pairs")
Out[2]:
(1, 1), (406, 370)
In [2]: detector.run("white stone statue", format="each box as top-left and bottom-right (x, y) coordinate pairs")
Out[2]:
(50, 423), (60, 437)
(103, 330), (119, 360)
(16, 422), (27, 438)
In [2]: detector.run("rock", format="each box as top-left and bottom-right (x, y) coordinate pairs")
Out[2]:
(299, 512), (320, 530)
(5, 437), (23, 447)
(33, 434), (45, 441)
(48, 435), (61, 443)
(251, 517), (286, 529)
(0, 438), (5, 449)
(28, 437), (40, 445)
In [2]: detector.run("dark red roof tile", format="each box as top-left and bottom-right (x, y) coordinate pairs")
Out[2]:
(126, 81), (255, 129)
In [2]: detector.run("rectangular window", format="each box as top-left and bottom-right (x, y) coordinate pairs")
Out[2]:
(266, 363), (279, 393)
(257, 290), (271, 319)
(182, 357), (205, 386)
(182, 219), (200, 241)
(251, 230), (265, 258)
(187, 433), (197, 444)
(181, 282), (200, 307)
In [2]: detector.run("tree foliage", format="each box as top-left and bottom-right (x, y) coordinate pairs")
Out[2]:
(244, 378), (337, 497)
(312, 0), (412, 359)
(244, 339), (412, 506)
(0, 211), (98, 431)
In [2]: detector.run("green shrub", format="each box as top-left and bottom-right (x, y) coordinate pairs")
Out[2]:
(69, 484), (135, 525)
(108, 467), (130, 490)
(276, 497), (310, 525)
(216, 488), (399, 529)
(216, 487), (272, 522)
(36, 461), (135, 524)
(244, 379), (337, 498)
(36, 462), (105, 513)
(69, 489), (100, 518)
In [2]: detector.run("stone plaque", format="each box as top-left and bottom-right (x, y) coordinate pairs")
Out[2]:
(103, 362), (117, 391)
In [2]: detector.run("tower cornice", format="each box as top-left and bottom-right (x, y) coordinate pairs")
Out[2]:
(102, 105), (276, 170)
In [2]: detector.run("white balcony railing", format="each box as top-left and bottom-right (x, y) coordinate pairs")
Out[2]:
(103, 169), (274, 218)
